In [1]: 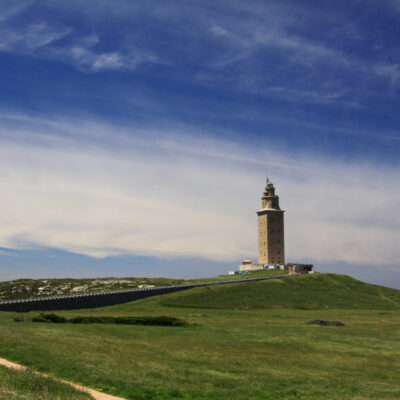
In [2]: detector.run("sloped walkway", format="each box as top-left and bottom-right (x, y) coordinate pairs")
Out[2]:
(0, 273), (293, 312)
(0, 357), (126, 400)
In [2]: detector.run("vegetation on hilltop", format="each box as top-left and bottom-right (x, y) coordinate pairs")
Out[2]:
(0, 277), (185, 301)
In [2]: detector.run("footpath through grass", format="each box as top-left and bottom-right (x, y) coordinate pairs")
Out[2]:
(0, 273), (399, 400)
(0, 365), (91, 400)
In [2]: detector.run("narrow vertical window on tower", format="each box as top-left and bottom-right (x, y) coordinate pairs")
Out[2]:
(256, 179), (285, 266)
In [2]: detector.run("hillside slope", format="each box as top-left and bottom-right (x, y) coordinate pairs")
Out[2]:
(0, 269), (285, 301)
(158, 273), (400, 310)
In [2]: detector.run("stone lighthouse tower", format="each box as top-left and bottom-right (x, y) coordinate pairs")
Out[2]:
(257, 179), (285, 266)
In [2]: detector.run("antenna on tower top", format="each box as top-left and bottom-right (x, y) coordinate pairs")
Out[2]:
(266, 177), (269, 184)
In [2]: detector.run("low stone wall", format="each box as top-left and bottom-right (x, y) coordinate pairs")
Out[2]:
(0, 274), (292, 312)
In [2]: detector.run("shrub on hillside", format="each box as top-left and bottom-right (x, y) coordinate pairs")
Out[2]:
(307, 319), (345, 326)
(115, 316), (188, 327)
(69, 316), (115, 324)
(32, 313), (67, 323)
(30, 313), (189, 327)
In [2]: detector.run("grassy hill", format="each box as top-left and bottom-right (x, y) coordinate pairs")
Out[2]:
(0, 272), (399, 399)
(0, 269), (286, 301)
(158, 273), (400, 310)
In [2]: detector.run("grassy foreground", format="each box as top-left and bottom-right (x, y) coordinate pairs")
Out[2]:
(0, 365), (90, 400)
(0, 273), (399, 399)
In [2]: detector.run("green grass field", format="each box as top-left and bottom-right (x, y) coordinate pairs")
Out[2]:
(0, 365), (91, 400)
(0, 273), (399, 399)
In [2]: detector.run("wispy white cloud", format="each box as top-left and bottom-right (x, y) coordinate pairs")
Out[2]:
(0, 19), (158, 72)
(59, 45), (157, 72)
(0, 0), (33, 22)
(0, 113), (399, 269)
(253, 30), (351, 68)
(0, 22), (71, 51)
(202, 3), (400, 103)
(204, 3), (353, 67)
(0, 5), (158, 72)
(373, 63), (400, 88)
(261, 86), (360, 107)
(388, 0), (400, 11)
(25, 23), (71, 49)
(203, 20), (377, 106)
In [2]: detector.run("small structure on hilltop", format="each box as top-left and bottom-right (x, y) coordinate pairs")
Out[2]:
(239, 260), (264, 272)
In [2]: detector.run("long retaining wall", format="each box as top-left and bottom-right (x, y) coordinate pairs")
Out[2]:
(0, 274), (295, 312)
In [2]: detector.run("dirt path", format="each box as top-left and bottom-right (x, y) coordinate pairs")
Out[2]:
(0, 357), (127, 400)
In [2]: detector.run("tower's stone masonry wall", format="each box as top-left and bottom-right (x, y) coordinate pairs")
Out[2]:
(257, 181), (285, 265)
(258, 213), (267, 263)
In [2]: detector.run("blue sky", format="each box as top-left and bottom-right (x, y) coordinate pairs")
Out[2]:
(0, 1), (399, 288)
